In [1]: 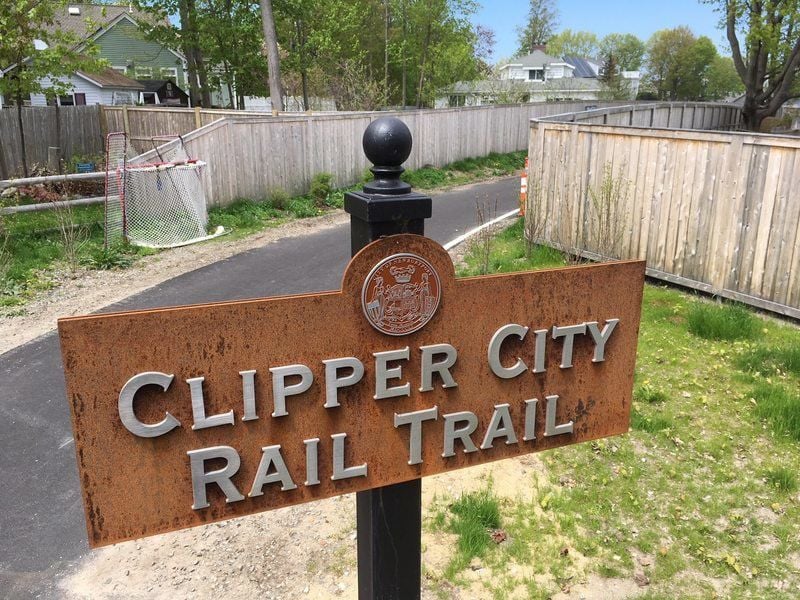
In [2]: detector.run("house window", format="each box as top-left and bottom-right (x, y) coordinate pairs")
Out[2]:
(59, 95), (75, 106)
(135, 66), (153, 79)
(160, 67), (178, 82)
(448, 95), (465, 108)
(528, 69), (544, 81)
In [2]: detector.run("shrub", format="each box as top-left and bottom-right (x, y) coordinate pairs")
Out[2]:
(268, 188), (291, 211)
(288, 197), (318, 218)
(686, 301), (757, 341)
(309, 172), (334, 206)
(82, 244), (135, 270)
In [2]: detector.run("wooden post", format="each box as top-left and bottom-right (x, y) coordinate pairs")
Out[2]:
(122, 105), (131, 137)
(194, 106), (202, 130)
(344, 117), (431, 599)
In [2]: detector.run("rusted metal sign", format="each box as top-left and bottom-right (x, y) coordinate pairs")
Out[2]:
(59, 235), (645, 548)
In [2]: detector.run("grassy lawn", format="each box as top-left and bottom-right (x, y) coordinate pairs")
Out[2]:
(0, 151), (526, 310)
(425, 218), (800, 599)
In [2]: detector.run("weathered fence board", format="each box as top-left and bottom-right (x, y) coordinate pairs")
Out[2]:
(0, 105), (103, 178)
(527, 117), (800, 318)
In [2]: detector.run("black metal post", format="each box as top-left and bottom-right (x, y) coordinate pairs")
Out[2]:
(345, 117), (431, 600)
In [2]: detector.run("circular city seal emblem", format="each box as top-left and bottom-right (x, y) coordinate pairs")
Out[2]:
(362, 253), (441, 336)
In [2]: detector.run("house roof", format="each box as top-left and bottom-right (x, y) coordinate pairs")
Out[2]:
(502, 50), (564, 69)
(137, 79), (187, 95)
(78, 67), (144, 90)
(44, 3), (157, 40)
(564, 57), (601, 78)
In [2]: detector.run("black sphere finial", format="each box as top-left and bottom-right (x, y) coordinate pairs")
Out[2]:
(363, 117), (413, 167)
(362, 117), (413, 195)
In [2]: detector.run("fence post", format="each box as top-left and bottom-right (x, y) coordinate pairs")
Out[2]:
(194, 106), (202, 130)
(122, 104), (131, 137)
(344, 117), (431, 599)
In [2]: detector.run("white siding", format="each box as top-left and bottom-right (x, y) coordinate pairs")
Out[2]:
(29, 73), (136, 106)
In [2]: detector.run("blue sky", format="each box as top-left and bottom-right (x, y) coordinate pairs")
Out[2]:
(471, 0), (728, 62)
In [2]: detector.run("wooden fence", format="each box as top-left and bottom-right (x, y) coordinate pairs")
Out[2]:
(540, 101), (743, 130)
(0, 105), (104, 179)
(129, 101), (643, 206)
(526, 116), (800, 318)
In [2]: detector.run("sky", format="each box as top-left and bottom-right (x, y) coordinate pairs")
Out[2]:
(471, 0), (727, 63)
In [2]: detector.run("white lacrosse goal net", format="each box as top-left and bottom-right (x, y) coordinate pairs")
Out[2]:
(105, 133), (221, 249)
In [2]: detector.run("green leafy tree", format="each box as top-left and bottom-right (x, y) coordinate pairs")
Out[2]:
(598, 52), (631, 99)
(706, 0), (800, 130)
(599, 33), (645, 70)
(546, 29), (599, 59)
(705, 55), (744, 100)
(516, 0), (558, 55)
(645, 27), (717, 101)
(0, 0), (105, 176)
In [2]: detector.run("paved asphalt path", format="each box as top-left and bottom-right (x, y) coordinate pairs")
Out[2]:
(0, 177), (517, 598)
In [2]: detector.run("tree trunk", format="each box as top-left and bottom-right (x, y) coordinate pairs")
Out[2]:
(401, 0), (407, 107)
(16, 93), (29, 177)
(384, 0), (390, 106)
(415, 21), (432, 108)
(55, 101), (62, 174)
(179, 1), (202, 107)
(196, 50), (212, 107)
(260, 0), (284, 113)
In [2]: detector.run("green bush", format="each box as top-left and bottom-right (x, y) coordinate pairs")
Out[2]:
(686, 301), (758, 341)
(309, 172), (334, 206)
(287, 197), (318, 218)
(268, 188), (291, 211)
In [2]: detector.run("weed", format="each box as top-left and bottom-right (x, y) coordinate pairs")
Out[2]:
(751, 382), (800, 441)
(448, 489), (501, 563)
(268, 188), (291, 211)
(764, 466), (798, 492)
(51, 201), (88, 272)
(630, 410), (673, 433)
(287, 197), (318, 218)
(588, 162), (629, 259)
(686, 301), (758, 341)
(472, 198), (498, 275)
(402, 166), (448, 189)
(82, 244), (135, 270)
(310, 172), (334, 206)
(634, 384), (668, 404)
(737, 344), (800, 377)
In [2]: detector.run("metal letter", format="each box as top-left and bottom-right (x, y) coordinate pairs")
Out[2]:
(552, 323), (587, 369)
(586, 319), (619, 362)
(394, 406), (438, 465)
(249, 445), (298, 496)
(488, 324), (529, 379)
(269, 364), (313, 417)
(480, 403), (519, 449)
(240, 370), (258, 421)
(374, 347), (411, 400)
(322, 357), (365, 408)
(187, 376), (235, 430)
(442, 411), (479, 457)
(331, 432), (368, 480)
(419, 344), (458, 392)
(523, 398), (538, 441)
(187, 446), (245, 510)
(118, 371), (180, 438)
(532, 329), (548, 373)
(304, 438), (320, 486)
(544, 394), (574, 437)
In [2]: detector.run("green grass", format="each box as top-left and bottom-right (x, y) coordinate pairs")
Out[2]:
(402, 150), (526, 190)
(428, 219), (800, 599)
(686, 300), (758, 341)
(440, 489), (502, 577)
(751, 382), (800, 441)
(764, 466), (798, 493)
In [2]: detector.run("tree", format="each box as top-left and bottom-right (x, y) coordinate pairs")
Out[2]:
(645, 27), (717, 101)
(259, 0), (284, 112)
(0, 0), (104, 176)
(516, 0), (558, 55)
(705, 55), (744, 100)
(599, 52), (631, 99)
(546, 30), (599, 59)
(707, 0), (800, 130)
(599, 33), (645, 70)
